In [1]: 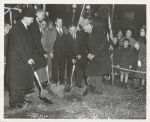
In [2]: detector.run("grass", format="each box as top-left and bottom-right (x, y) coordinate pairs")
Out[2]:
(4, 78), (146, 119)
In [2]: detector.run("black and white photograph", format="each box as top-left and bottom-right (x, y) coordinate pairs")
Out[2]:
(3, 0), (149, 120)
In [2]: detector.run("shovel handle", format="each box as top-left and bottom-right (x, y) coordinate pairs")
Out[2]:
(46, 65), (50, 84)
(70, 64), (75, 87)
(30, 64), (44, 97)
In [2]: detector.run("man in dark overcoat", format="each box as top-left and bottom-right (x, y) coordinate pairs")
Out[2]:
(80, 19), (111, 96)
(7, 8), (36, 109)
(64, 24), (87, 91)
(29, 8), (47, 71)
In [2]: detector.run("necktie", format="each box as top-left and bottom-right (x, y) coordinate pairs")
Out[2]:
(59, 28), (63, 36)
(40, 30), (44, 37)
(73, 35), (77, 53)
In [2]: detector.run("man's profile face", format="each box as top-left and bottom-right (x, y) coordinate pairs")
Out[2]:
(37, 11), (45, 21)
(26, 17), (34, 26)
(55, 19), (62, 28)
(40, 20), (47, 30)
(69, 26), (77, 36)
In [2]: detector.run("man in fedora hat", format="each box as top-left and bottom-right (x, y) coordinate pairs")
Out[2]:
(7, 8), (36, 109)
(80, 19), (111, 96)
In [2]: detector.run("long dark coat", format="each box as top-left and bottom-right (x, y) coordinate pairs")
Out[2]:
(135, 42), (146, 79)
(65, 31), (87, 69)
(29, 19), (46, 56)
(7, 21), (34, 89)
(85, 26), (111, 76)
(29, 19), (47, 70)
(118, 46), (133, 72)
(129, 48), (139, 78)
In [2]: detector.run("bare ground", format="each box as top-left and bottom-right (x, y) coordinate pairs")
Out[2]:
(4, 79), (146, 119)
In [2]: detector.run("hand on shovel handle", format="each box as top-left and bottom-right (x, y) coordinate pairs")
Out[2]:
(30, 64), (53, 104)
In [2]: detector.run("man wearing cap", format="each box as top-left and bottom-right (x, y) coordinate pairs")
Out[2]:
(7, 8), (35, 109)
(80, 19), (111, 96)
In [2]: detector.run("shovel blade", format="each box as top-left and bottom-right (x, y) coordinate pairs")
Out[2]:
(39, 96), (53, 104)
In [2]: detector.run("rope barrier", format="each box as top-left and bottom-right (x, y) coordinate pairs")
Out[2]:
(111, 65), (146, 74)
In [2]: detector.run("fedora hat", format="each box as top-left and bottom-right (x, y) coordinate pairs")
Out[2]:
(80, 19), (92, 27)
(22, 8), (34, 18)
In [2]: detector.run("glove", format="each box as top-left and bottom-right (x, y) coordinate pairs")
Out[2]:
(138, 61), (141, 67)
(28, 59), (35, 65)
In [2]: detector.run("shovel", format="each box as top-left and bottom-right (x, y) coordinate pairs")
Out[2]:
(30, 64), (52, 104)
(70, 64), (75, 87)
(45, 65), (50, 85)
(45, 56), (51, 85)
(63, 61), (76, 92)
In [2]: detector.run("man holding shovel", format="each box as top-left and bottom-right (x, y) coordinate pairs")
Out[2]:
(7, 8), (36, 109)
(64, 24), (87, 92)
(80, 19), (111, 96)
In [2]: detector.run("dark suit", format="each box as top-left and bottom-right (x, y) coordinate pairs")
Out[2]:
(7, 21), (34, 106)
(65, 31), (87, 86)
(29, 19), (46, 56)
(29, 19), (47, 70)
(52, 29), (66, 84)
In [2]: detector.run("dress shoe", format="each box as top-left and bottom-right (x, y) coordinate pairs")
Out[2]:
(120, 82), (124, 88)
(132, 86), (138, 89)
(136, 87), (144, 92)
(124, 83), (127, 89)
(42, 81), (50, 88)
(24, 89), (34, 95)
(76, 84), (82, 88)
(63, 84), (71, 92)
(23, 99), (32, 104)
(10, 103), (23, 109)
(91, 90), (102, 95)
(81, 85), (91, 97)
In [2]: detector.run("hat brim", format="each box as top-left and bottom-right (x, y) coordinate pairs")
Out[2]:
(81, 20), (92, 27)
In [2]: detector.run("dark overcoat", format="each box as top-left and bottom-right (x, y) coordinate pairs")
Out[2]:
(29, 19), (46, 56)
(85, 26), (111, 76)
(29, 19), (47, 70)
(7, 21), (34, 89)
(118, 46), (133, 71)
(65, 31), (87, 69)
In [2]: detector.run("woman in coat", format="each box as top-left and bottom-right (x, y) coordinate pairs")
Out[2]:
(135, 25), (146, 92)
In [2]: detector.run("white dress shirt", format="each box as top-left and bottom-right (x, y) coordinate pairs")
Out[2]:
(21, 20), (27, 29)
(56, 27), (63, 35)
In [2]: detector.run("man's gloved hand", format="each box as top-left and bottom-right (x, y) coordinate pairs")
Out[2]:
(28, 59), (35, 65)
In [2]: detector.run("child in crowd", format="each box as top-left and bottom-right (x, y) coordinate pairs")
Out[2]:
(117, 38), (133, 89)
(119, 29), (136, 47)
(130, 42), (140, 89)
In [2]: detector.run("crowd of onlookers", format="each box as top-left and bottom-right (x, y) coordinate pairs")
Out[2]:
(108, 26), (146, 93)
